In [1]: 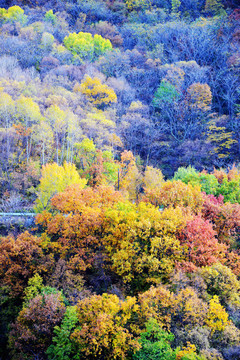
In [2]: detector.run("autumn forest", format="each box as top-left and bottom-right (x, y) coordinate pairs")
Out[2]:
(0, 0), (240, 359)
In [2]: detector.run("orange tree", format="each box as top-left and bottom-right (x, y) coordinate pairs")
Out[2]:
(36, 183), (188, 292)
(142, 180), (203, 214)
(0, 232), (53, 298)
(36, 185), (124, 278)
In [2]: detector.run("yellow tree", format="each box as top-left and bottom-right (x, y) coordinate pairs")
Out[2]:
(138, 285), (175, 330)
(163, 65), (185, 91)
(79, 76), (117, 108)
(34, 162), (87, 212)
(207, 115), (236, 161)
(75, 138), (97, 174)
(174, 287), (208, 329)
(142, 166), (164, 191)
(36, 185), (125, 274)
(171, 0), (181, 18)
(103, 202), (186, 286)
(142, 180), (203, 214)
(205, 295), (230, 334)
(64, 32), (112, 62)
(187, 83), (212, 113)
(199, 263), (240, 307)
(71, 293), (140, 359)
(176, 343), (198, 360)
(125, 0), (151, 12)
(118, 150), (141, 201)
(0, 5), (27, 24)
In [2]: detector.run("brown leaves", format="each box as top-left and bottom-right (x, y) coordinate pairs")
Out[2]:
(9, 292), (66, 358)
(0, 232), (52, 297)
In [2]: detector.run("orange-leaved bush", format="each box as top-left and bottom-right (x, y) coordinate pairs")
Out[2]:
(36, 185), (124, 272)
(142, 180), (203, 214)
(0, 232), (52, 297)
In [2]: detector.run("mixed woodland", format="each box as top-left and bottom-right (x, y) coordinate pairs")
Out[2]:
(0, 0), (240, 359)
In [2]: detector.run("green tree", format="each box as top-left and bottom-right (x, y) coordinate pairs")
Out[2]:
(173, 167), (219, 195)
(133, 318), (176, 360)
(46, 306), (79, 360)
(41, 32), (55, 51)
(216, 176), (240, 203)
(64, 32), (112, 62)
(173, 166), (200, 186)
(44, 10), (57, 25)
(152, 81), (180, 109)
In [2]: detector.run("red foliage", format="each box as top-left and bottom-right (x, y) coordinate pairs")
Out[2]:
(201, 193), (224, 223)
(177, 215), (227, 271)
(202, 194), (240, 245)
